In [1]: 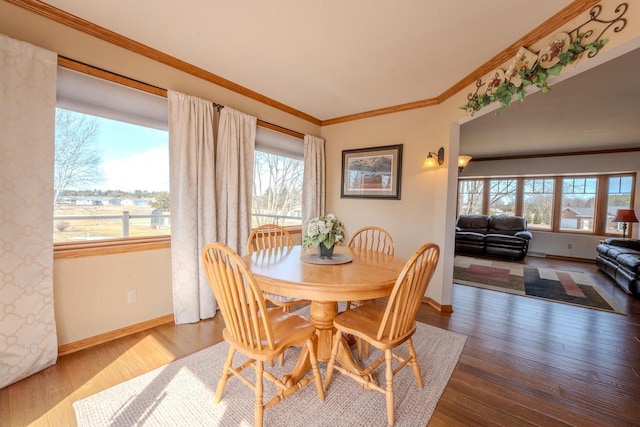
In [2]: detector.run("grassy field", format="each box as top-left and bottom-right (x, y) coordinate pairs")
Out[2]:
(53, 204), (170, 243)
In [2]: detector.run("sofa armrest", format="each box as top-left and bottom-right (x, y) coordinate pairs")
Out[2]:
(455, 226), (463, 232)
(603, 238), (640, 250)
(515, 231), (533, 240)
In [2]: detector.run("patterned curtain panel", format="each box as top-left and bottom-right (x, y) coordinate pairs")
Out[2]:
(0, 34), (58, 388)
(215, 107), (256, 255)
(168, 91), (219, 324)
(302, 135), (326, 227)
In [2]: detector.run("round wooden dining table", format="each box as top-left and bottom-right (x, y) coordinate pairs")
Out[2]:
(242, 244), (407, 382)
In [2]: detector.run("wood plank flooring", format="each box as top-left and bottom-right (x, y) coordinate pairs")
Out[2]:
(1, 257), (639, 426)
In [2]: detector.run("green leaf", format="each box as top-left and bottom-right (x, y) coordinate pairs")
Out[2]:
(547, 64), (562, 76)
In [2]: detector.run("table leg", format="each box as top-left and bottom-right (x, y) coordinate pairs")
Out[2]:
(286, 301), (368, 384)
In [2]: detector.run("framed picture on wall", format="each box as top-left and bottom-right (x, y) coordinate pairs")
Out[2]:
(341, 144), (403, 199)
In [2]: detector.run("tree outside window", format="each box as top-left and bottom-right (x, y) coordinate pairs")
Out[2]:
(606, 175), (634, 234)
(489, 179), (516, 215)
(457, 180), (483, 215)
(523, 178), (554, 229)
(252, 151), (303, 227)
(54, 109), (170, 242)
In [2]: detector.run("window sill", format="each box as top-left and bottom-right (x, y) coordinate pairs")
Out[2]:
(54, 236), (171, 259)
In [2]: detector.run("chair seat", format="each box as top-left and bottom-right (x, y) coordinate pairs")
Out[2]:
(334, 304), (416, 350)
(264, 292), (301, 304)
(223, 308), (315, 361)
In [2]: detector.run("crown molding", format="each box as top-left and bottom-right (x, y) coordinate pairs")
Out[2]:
(7, 0), (598, 126)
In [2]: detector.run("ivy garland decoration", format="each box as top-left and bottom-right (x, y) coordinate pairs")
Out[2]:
(461, 34), (607, 116)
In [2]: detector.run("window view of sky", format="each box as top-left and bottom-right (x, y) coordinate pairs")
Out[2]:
(94, 116), (169, 192)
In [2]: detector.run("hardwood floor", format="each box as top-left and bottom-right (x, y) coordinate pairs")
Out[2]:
(1, 257), (639, 426)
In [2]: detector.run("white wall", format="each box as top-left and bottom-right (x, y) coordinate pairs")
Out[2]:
(54, 249), (173, 344)
(461, 151), (640, 259)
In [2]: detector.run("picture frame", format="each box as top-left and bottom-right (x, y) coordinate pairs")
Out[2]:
(341, 144), (403, 199)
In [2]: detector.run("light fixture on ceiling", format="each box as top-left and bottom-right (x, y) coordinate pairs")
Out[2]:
(612, 209), (638, 239)
(422, 147), (444, 169)
(458, 155), (472, 173)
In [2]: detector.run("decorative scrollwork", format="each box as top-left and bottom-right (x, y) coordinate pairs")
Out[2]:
(461, 3), (629, 115)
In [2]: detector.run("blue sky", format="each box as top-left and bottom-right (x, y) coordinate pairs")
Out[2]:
(93, 116), (169, 192)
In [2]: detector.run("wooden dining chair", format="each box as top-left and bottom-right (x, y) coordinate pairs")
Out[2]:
(324, 242), (440, 426)
(346, 225), (396, 359)
(247, 224), (307, 313)
(347, 225), (395, 256)
(202, 242), (325, 427)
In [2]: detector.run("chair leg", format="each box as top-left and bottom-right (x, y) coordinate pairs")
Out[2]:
(306, 337), (325, 401)
(214, 347), (235, 403)
(406, 338), (423, 388)
(278, 305), (289, 366)
(324, 330), (342, 389)
(384, 349), (394, 427)
(254, 360), (264, 427)
(356, 337), (363, 361)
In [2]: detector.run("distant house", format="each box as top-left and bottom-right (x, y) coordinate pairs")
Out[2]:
(121, 198), (152, 206)
(561, 206), (628, 231)
(560, 207), (594, 230)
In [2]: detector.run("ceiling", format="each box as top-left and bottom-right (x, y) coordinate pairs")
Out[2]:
(41, 0), (576, 122)
(460, 45), (640, 158)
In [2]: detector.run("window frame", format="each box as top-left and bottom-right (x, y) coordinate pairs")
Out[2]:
(54, 61), (171, 257)
(458, 172), (636, 237)
(54, 60), (306, 257)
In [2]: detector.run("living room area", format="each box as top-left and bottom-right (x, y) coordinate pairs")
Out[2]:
(453, 43), (640, 315)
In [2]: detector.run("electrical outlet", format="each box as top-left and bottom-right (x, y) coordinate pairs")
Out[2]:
(127, 290), (137, 304)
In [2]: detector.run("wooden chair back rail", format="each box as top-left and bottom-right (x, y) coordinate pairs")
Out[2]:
(247, 225), (294, 253)
(202, 245), (274, 351)
(379, 244), (438, 341)
(348, 226), (395, 255)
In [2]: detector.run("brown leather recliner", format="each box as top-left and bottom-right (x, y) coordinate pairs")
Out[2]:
(596, 238), (640, 295)
(455, 214), (533, 260)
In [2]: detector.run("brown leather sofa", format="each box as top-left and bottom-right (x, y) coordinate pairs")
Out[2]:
(455, 214), (533, 260)
(596, 238), (640, 295)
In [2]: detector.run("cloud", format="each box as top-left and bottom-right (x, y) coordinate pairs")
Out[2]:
(98, 147), (169, 192)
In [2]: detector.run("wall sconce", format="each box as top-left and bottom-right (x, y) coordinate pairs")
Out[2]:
(457, 155), (472, 173)
(422, 147), (444, 169)
(612, 209), (638, 239)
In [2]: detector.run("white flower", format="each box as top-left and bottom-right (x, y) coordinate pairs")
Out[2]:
(303, 213), (345, 250)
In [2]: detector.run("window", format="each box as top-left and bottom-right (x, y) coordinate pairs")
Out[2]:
(54, 67), (169, 244)
(523, 178), (554, 230)
(458, 173), (635, 236)
(488, 179), (516, 215)
(252, 127), (304, 228)
(606, 175), (634, 234)
(457, 180), (484, 215)
(560, 177), (597, 232)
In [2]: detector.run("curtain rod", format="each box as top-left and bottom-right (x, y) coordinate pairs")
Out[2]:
(58, 56), (307, 140)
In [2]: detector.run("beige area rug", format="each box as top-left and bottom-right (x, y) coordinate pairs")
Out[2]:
(73, 321), (466, 426)
(454, 256), (625, 314)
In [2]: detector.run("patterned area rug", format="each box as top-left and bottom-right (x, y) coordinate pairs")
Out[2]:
(73, 321), (466, 426)
(454, 256), (625, 314)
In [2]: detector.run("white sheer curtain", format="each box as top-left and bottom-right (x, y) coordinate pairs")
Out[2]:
(0, 34), (58, 388)
(216, 107), (257, 255)
(302, 135), (326, 226)
(168, 90), (219, 324)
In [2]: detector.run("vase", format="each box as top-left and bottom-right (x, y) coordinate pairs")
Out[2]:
(317, 243), (335, 259)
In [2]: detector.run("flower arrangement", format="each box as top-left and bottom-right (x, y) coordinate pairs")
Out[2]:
(303, 213), (345, 250)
